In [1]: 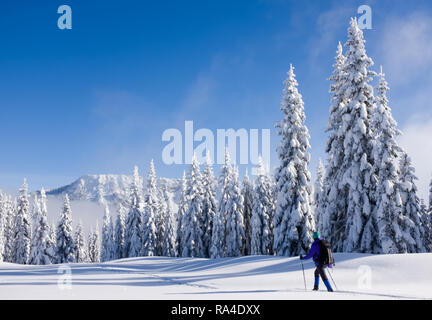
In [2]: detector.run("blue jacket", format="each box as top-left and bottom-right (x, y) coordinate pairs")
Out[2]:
(302, 238), (332, 267)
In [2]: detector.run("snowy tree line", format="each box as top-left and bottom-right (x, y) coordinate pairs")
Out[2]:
(0, 18), (431, 265)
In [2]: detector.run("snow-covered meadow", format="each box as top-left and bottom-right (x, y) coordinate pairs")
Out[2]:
(0, 253), (431, 300)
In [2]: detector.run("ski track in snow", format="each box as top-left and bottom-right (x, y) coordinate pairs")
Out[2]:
(0, 253), (431, 299)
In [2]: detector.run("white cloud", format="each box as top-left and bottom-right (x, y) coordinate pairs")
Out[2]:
(399, 115), (432, 202)
(378, 12), (432, 85)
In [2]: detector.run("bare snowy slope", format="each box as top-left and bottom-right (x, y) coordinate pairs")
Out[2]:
(0, 253), (431, 300)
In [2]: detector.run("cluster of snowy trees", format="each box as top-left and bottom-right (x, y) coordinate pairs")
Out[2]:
(0, 18), (431, 265)
(0, 181), (101, 265)
(313, 18), (432, 254)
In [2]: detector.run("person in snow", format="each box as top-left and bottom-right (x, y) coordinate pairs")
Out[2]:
(300, 231), (333, 292)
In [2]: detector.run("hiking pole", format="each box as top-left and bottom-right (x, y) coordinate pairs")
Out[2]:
(327, 268), (338, 291)
(300, 259), (307, 292)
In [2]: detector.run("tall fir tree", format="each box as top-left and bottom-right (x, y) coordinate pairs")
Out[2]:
(181, 155), (204, 257)
(224, 164), (245, 257)
(273, 64), (315, 257)
(0, 193), (6, 262)
(88, 225), (100, 263)
(314, 159), (325, 234)
(176, 171), (188, 257)
(2, 195), (15, 262)
(115, 203), (126, 259)
(320, 18), (377, 252)
(251, 158), (275, 255)
(101, 206), (115, 262)
(210, 151), (232, 258)
(74, 222), (88, 263)
(29, 188), (54, 265)
(162, 187), (177, 257)
(318, 42), (347, 240)
(142, 160), (158, 256)
(124, 166), (144, 258)
(156, 187), (166, 257)
(13, 179), (32, 264)
(201, 152), (217, 258)
(55, 194), (76, 263)
(362, 66), (406, 253)
(242, 170), (254, 255)
(398, 152), (426, 253)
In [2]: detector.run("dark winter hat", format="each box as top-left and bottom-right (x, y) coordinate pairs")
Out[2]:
(313, 231), (320, 239)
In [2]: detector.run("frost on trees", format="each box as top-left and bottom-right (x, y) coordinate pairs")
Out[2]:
(101, 205), (115, 262)
(55, 194), (76, 264)
(162, 187), (177, 257)
(29, 188), (54, 265)
(13, 179), (32, 264)
(142, 160), (158, 257)
(201, 152), (217, 258)
(251, 158), (275, 255)
(176, 171), (188, 257)
(2, 195), (15, 263)
(273, 64), (315, 257)
(318, 41), (347, 241)
(88, 225), (101, 263)
(115, 203), (126, 259)
(210, 151), (232, 259)
(363, 66), (404, 253)
(224, 164), (245, 257)
(313, 159), (325, 234)
(242, 170), (254, 255)
(74, 222), (88, 263)
(321, 18), (376, 252)
(398, 152), (426, 253)
(124, 166), (144, 258)
(181, 155), (204, 257)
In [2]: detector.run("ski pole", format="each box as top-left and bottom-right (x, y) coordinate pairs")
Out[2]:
(327, 268), (338, 291)
(300, 259), (307, 292)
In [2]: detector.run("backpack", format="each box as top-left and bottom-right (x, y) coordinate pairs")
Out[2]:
(318, 239), (335, 266)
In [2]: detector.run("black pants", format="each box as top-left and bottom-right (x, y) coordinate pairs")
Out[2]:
(314, 265), (328, 281)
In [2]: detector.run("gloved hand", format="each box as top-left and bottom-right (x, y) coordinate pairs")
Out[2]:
(300, 254), (303, 260)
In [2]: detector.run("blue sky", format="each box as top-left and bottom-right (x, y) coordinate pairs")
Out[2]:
(1, 0), (432, 199)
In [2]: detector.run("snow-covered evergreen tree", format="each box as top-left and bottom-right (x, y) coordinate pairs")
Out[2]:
(320, 18), (377, 252)
(210, 151), (231, 258)
(101, 206), (115, 262)
(114, 203), (126, 259)
(28, 188), (54, 265)
(0, 193), (6, 262)
(142, 160), (158, 256)
(224, 164), (245, 257)
(313, 159), (325, 234)
(13, 179), (32, 264)
(176, 171), (188, 257)
(201, 152), (217, 258)
(420, 198), (431, 252)
(55, 194), (76, 264)
(74, 222), (88, 263)
(251, 158), (275, 255)
(156, 187), (166, 257)
(318, 42), (347, 240)
(363, 66), (404, 253)
(124, 166), (144, 258)
(161, 187), (177, 257)
(273, 64), (315, 257)
(88, 225), (100, 263)
(181, 155), (204, 257)
(2, 195), (15, 263)
(242, 170), (254, 255)
(398, 152), (426, 253)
